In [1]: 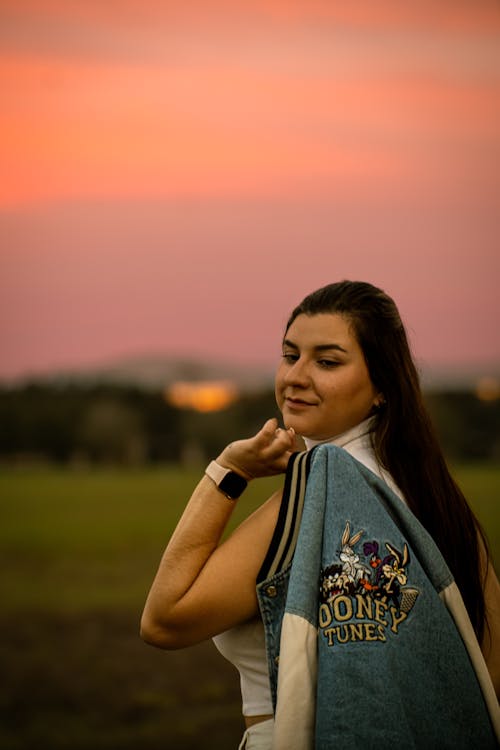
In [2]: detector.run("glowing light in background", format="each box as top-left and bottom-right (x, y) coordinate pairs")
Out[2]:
(166, 380), (239, 412)
(475, 376), (500, 402)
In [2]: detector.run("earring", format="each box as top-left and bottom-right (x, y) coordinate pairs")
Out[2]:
(372, 398), (386, 413)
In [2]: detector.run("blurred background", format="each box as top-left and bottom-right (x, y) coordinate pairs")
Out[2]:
(1, 1), (499, 748)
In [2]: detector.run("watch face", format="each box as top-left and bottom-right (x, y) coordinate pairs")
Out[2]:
(219, 471), (247, 499)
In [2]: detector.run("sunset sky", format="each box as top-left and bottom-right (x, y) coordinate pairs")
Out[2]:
(1, 0), (499, 381)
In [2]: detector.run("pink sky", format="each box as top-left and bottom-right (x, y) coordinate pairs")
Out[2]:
(1, 1), (499, 380)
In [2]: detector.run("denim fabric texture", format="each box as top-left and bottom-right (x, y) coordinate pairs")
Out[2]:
(258, 445), (498, 748)
(256, 565), (290, 711)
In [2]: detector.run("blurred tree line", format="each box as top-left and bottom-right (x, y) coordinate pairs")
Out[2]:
(0, 383), (279, 467)
(0, 383), (498, 466)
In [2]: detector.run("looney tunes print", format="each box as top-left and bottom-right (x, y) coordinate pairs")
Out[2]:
(319, 522), (420, 647)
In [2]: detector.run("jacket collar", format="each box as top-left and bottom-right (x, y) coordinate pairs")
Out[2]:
(303, 416), (375, 451)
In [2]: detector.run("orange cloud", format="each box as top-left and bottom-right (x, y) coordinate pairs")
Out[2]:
(2, 48), (498, 208)
(2, 0), (499, 34)
(1, 0), (499, 207)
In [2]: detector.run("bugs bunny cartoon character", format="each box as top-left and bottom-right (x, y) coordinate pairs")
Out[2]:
(339, 522), (372, 589)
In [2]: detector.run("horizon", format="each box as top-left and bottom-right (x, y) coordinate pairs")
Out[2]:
(1, 346), (499, 390)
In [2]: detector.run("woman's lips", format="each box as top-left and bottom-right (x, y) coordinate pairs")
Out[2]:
(284, 397), (315, 410)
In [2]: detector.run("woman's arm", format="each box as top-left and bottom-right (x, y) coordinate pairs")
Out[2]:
(481, 553), (500, 700)
(140, 419), (297, 650)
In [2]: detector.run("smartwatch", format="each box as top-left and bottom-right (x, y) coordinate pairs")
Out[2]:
(205, 460), (248, 500)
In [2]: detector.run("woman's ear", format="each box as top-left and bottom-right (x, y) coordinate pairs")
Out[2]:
(372, 394), (386, 411)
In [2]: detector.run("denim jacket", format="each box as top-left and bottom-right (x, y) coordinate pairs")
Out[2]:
(256, 445), (500, 749)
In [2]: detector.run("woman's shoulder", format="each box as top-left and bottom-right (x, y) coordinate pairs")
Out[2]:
(338, 432), (406, 504)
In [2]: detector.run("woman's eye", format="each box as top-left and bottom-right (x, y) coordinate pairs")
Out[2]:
(318, 360), (339, 368)
(282, 353), (298, 363)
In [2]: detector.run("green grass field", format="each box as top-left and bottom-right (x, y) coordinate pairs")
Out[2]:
(0, 464), (498, 614)
(0, 467), (285, 615)
(0, 464), (498, 749)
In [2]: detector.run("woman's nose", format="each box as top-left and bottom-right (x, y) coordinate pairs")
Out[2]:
(283, 358), (311, 387)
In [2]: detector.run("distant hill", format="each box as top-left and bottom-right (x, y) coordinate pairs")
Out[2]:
(2, 354), (276, 392)
(1, 353), (499, 393)
(418, 359), (500, 392)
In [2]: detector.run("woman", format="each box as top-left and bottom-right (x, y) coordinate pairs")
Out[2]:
(141, 281), (500, 748)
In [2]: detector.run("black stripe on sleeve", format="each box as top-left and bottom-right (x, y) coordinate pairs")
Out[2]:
(257, 449), (314, 583)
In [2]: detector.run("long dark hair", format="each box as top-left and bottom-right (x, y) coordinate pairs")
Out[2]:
(286, 280), (488, 640)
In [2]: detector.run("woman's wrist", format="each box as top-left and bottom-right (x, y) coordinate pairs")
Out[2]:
(215, 449), (254, 482)
(205, 459), (249, 500)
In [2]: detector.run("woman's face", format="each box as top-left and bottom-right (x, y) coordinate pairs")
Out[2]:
(275, 313), (380, 440)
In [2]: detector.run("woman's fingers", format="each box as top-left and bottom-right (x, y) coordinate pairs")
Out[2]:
(255, 418), (280, 445)
(256, 419), (294, 449)
(217, 419), (299, 479)
(270, 425), (296, 454)
(253, 422), (296, 472)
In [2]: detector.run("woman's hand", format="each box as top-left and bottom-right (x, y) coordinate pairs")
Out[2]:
(216, 418), (299, 480)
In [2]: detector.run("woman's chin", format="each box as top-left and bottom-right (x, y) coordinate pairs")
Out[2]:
(283, 417), (318, 440)
(282, 414), (303, 433)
